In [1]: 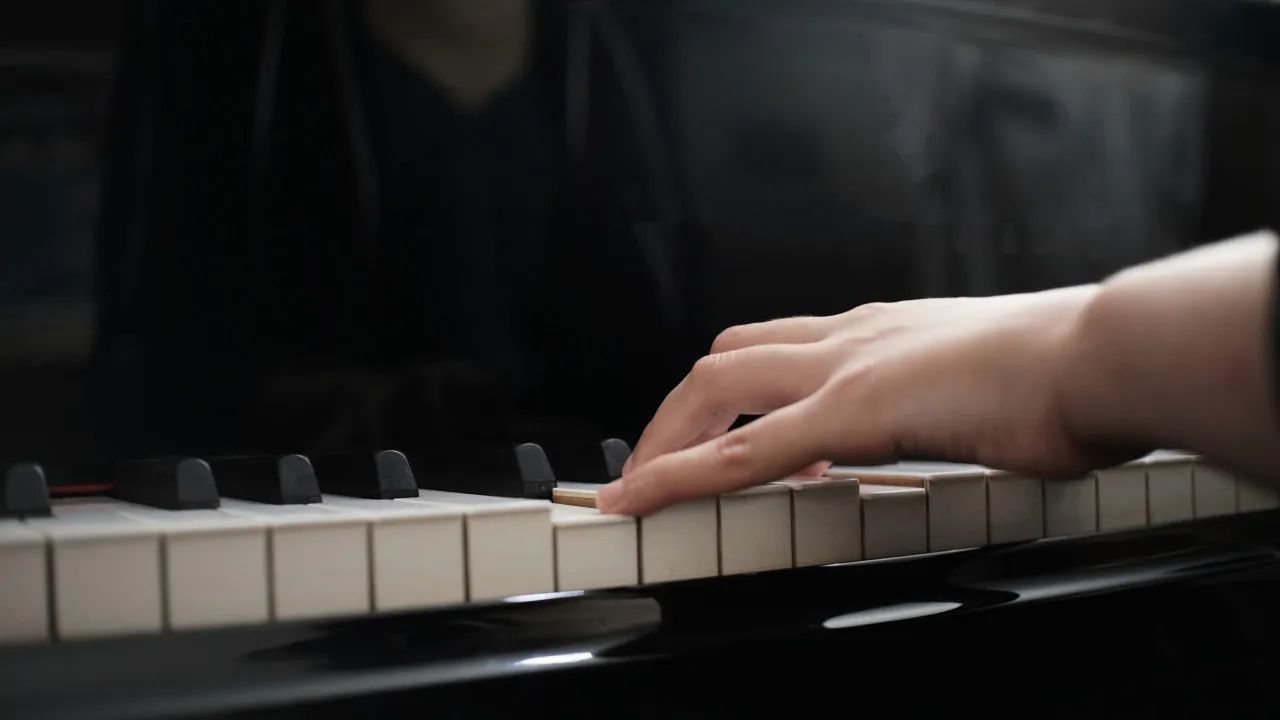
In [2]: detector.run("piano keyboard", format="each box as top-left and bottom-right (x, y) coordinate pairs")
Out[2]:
(0, 444), (1274, 647)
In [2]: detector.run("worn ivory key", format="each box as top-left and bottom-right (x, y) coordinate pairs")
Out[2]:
(320, 494), (466, 610)
(859, 484), (928, 560)
(718, 484), (793, 575)
(1043, 473), (1098, 538)
(25, 499), (164, 640)
(1144, 450), (1196, 525)
(218, 499), (372, 621)
(113, 504), (270, 631)
(400, 490), (554, 600)
(828, 462), (987, 551)
(0, 521), (49, 644)
(773, 477), (862, 566)
(550, 503), (638, 591)
(1095, 458), (1149, 532)
(552, 483), (718, 584)
(984, 471), (1046, 544)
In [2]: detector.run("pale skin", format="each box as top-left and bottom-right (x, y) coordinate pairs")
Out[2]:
(596, 230), (1280, 516)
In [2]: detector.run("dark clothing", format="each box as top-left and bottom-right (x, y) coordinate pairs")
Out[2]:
(93, 0), (703, 458)
(351, 12), (565, 385)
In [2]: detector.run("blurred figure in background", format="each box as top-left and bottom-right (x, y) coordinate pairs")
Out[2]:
(92, 0), (702, 458)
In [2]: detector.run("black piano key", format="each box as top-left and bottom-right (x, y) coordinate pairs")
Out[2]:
(406, 442), (556, 500)
(208, 454), (321, 505)
(310, 450), (417, 499)
(600, 438), (632, 480)
(2, 463), (52, 518)
(111, 457), (221, 510)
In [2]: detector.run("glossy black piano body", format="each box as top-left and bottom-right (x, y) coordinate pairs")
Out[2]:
(3, 0), (1280, 717)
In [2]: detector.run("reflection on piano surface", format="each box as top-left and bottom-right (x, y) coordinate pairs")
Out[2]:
(4, 0), (1280, 717)
(89, 0), (708, 459)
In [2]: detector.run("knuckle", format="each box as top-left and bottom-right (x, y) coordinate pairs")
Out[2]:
(689, 351), (729, 385)
(817, 331), (858, 356)
(823, 363), (877, 400)
(713, 431), (754, 471)
(710, 325), (749, 354)
(843, 301), (890, 322)
(828, 326), (880, 353)
(687, 349), (754, 419)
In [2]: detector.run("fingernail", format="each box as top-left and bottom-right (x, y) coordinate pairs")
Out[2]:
(597, 480), (627, 514)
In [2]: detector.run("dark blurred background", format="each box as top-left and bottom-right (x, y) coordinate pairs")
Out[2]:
(0, 1), (122, 464)
(0, 0), (1275, 469)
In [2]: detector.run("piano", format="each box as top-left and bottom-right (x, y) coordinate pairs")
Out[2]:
(3, 0), (1280, 717)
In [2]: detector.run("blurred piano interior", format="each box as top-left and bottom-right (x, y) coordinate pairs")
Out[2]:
(3, 0), (1280, 717)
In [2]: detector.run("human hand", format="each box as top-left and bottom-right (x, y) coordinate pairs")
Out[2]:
(596, 285), (1141, 516)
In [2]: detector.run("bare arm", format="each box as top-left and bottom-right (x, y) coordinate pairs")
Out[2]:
(598, 231), (1280, 516)
(1061, 230), (1280, 479)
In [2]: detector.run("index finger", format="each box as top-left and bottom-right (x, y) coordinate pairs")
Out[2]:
(624, 343), (832, 474)
(710, 315), (834, 354)
(597, 396), (829, 516)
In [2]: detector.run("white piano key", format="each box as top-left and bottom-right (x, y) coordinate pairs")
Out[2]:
(0, 521), (49, 644)
(25, 499), (163, 640)
(1043, 474), (1099, 538)
(860, 484), (928, 560)
(399, 490), (553, 601)
(987, 472), (1045, 544)
(1096, 461), (1148, 531)
(553, 483), (719, 584)
(218, 499), (371, 621)
(320, 495), (466, 610)
(1237, 478), (1280, 512)
(1155, 450), (1200, 462)
(1192, 465), (1238, 518)
(550, 504), (638, 591)
(630, 499), (719, 583)
(718, 484), (792, 575)
(1144, 451), (1195, 525)
(776, 477), (862, 566)
(112, 505), (270, 631)
(828, 462), (987, 552)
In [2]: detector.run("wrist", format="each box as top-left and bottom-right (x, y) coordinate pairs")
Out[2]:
(1054, 277), (1157, 451)
(1058, 233), (1280, 457)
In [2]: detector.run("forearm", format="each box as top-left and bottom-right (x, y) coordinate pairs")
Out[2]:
(1060, 230), (1280, 477)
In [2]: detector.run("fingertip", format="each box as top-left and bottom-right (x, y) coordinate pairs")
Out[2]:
(600, 463), (674, 517)
(595, 480), (627, 515)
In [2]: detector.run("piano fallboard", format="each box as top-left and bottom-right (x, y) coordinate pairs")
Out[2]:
(2, 509), (1279, 719)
